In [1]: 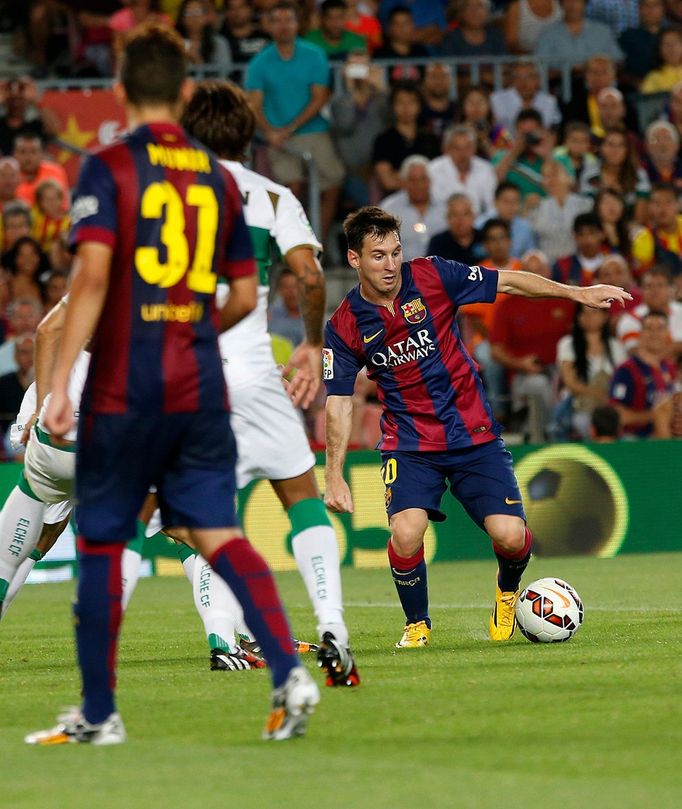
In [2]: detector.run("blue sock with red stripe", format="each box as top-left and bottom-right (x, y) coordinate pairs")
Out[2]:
(208, 537), (298, 688)
(493, 526), (533, 592)
(387, 541), (430, 628)
(74, 538), (124, 725)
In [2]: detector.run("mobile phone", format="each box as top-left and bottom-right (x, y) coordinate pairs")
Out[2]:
(346, 63), (370, 80)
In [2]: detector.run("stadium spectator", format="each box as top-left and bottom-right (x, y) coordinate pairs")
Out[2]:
(31, 178), (70, 253)
(373, 7), (431, 84)
(344, 0), (382, 53)
(492, 109), (551, 200)
(665, 0), (682, 27)
(642, 121), (682, 195)
(175, 0), (232, 70)
(580, 128), (650, 224)
(617, 266), (682, 355)
(642, 28), (682, 94)
(490, 250), (574, 438)
(440, 0), (507, 59)
(552, 212), (605, 286)
(594, 188), (631, 258)
(330, 52), (390, 207)
(47, 232), (73, 276)
(594, 87), (629, 141)
(585, 0), (639, 36)
(534, 0), (623, 67)
(64, 1), (121, 78)
(476, 181), (536, 258)
(13, 133), (69, 211)
(503, 0), (562, 54)
(490, 61), (562, 134)
(0, 298), (42, 376)
(380, 155), (446, 260)
(456, 86), (511, 160)
(378, 0), (447, 48)
(42, 270), (68, 313)
(590, 403), (621, 441)
(3, 237), (49, 304)
(0, 333), (34, 438)
(110, 1), (173, 65)
(372, 81), (440, 195)
(560, 56), (628, 138)
(426, 193), (482, 264)
(552, 120), (599, 188)
(419, 64), (457, 140)
(245, 0), (345, 240)
(618, 0), (668, 87)
(1, 201), (32, 253)
(428, 124), (497, 215)
(0, 158), (20, 214)
(665, 81), (682, 143)
(305, 0), (366, 60)
(268, 267), (305, 347)
(610, 310), (676, 437)
(0, 78), (60, 157)
(597, 254), (643, 314)
(551, 303), (627, 440)
(527, 160), (593, 264)
(653, 371), (682, 437)
(219, 0), (269, 64)
(631, 183), (682, 278)
(23, 1), (74, 76)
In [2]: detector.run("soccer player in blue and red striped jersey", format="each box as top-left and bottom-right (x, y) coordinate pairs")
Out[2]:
(25, 25), (318, 746)
(323, 206), (631, 648)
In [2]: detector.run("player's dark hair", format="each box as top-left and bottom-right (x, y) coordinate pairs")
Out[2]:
(344, 206), (401, 254)
(572, 303), (613, 384)
(572, 212), (602, 234)
(120, 23), (187, 107)
(181, 80), (255, 160)
(481, 217), (510, 241)
(494, 181), (520, 199)
(591, 405), (620, 439)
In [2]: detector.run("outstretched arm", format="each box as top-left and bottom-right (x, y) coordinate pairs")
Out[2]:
(497, 270), (633, 309)
(324, 394), (354, 514)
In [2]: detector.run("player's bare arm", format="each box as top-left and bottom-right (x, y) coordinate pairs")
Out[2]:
(497, 269), (633, 309)
(283, 246), (325, 409)
(44, 243), (112, 439)
(324, 394), (355, 514)
(218, 273), (257, 331)
(21, 297), (67, 444)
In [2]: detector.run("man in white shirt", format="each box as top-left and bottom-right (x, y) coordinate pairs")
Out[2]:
(428, 124), (496, 215)
(380, 155), (446, 259)
(490, 62), (562, 134)
(617, 266), (682, 356)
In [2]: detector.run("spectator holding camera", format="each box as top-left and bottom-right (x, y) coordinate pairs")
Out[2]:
(492, 109), (552, 200)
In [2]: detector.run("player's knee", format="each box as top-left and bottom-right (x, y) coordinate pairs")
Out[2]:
(488, 518), (525, 553)
(389, 531), (423, 558)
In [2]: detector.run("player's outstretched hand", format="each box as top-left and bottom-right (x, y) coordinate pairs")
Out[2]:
(43, 389), (73, 441)
(579, 284), (633, 310)
(283, 341), (322, 410)
(324, 477), (354, 514)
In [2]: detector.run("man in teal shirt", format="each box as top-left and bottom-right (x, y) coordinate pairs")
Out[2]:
(305, 0), (367, 60)
(245, 0), (345, 240)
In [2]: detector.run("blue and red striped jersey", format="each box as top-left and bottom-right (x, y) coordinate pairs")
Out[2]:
(323, 257), (501, 451)
(69, 122), (256, 415)
(610, 355), (675, 437)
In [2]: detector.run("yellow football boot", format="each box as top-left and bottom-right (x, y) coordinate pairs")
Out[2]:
(489, 584), (519, 641)
(395, 620), (431, 648)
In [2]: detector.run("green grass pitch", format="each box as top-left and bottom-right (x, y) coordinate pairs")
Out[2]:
(1, 553), (681, 809)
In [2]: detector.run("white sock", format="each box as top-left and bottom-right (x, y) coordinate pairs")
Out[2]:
(0, 486), (46, 598)
(181, 552), (196, 583)
(192, 554), (243, 653)
(1, 554), (37, 616)
(292, 525), (348, 646)
(121, 548), (143, 610)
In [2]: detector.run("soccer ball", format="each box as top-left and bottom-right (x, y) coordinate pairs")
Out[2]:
(515, 577), (584, 643)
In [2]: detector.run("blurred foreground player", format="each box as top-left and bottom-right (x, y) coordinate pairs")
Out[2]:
(26, 25), (318, 746)
(323, 207), (631, 648)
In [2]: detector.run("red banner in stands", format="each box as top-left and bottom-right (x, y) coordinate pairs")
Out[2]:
(41, 89), (127, 187)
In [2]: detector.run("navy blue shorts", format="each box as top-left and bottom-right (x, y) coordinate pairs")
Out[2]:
(75, 411), (238, 542)
(380, 438), (526, 529)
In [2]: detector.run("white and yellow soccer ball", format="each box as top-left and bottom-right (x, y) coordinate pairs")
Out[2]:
(515, 578), (584, 643)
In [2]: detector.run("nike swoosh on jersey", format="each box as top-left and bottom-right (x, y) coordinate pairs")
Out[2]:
(505, 497), (522, 505)
(363, 329), (384, 344)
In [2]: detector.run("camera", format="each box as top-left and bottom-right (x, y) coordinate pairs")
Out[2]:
(524, 131), (541, 146)
(346, 63), (370, 80)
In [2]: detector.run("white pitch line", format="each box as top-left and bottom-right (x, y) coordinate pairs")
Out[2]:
(336, 601), (682, 613)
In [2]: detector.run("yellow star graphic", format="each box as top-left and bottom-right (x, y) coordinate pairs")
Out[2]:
(56, 115), (97, 164)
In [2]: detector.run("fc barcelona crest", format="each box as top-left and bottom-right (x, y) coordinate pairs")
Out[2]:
(401, 297), (427, 324)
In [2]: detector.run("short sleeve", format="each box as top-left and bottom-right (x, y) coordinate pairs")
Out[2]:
(429, 256), (498, 306)
(610, 365), (634, 406)
(244, 52), (265, 91)
(616, 312), (642, 351)
(309, 46), (330, 87)
(323, 320), (362, 396)
(272, 187), (322, 257)
(556, 335), (575, 364)
(69, 154), (117, 250)
(221, 171), (256, 280)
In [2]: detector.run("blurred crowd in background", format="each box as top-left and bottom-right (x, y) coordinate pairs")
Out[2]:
(0, 0), (681, 453)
